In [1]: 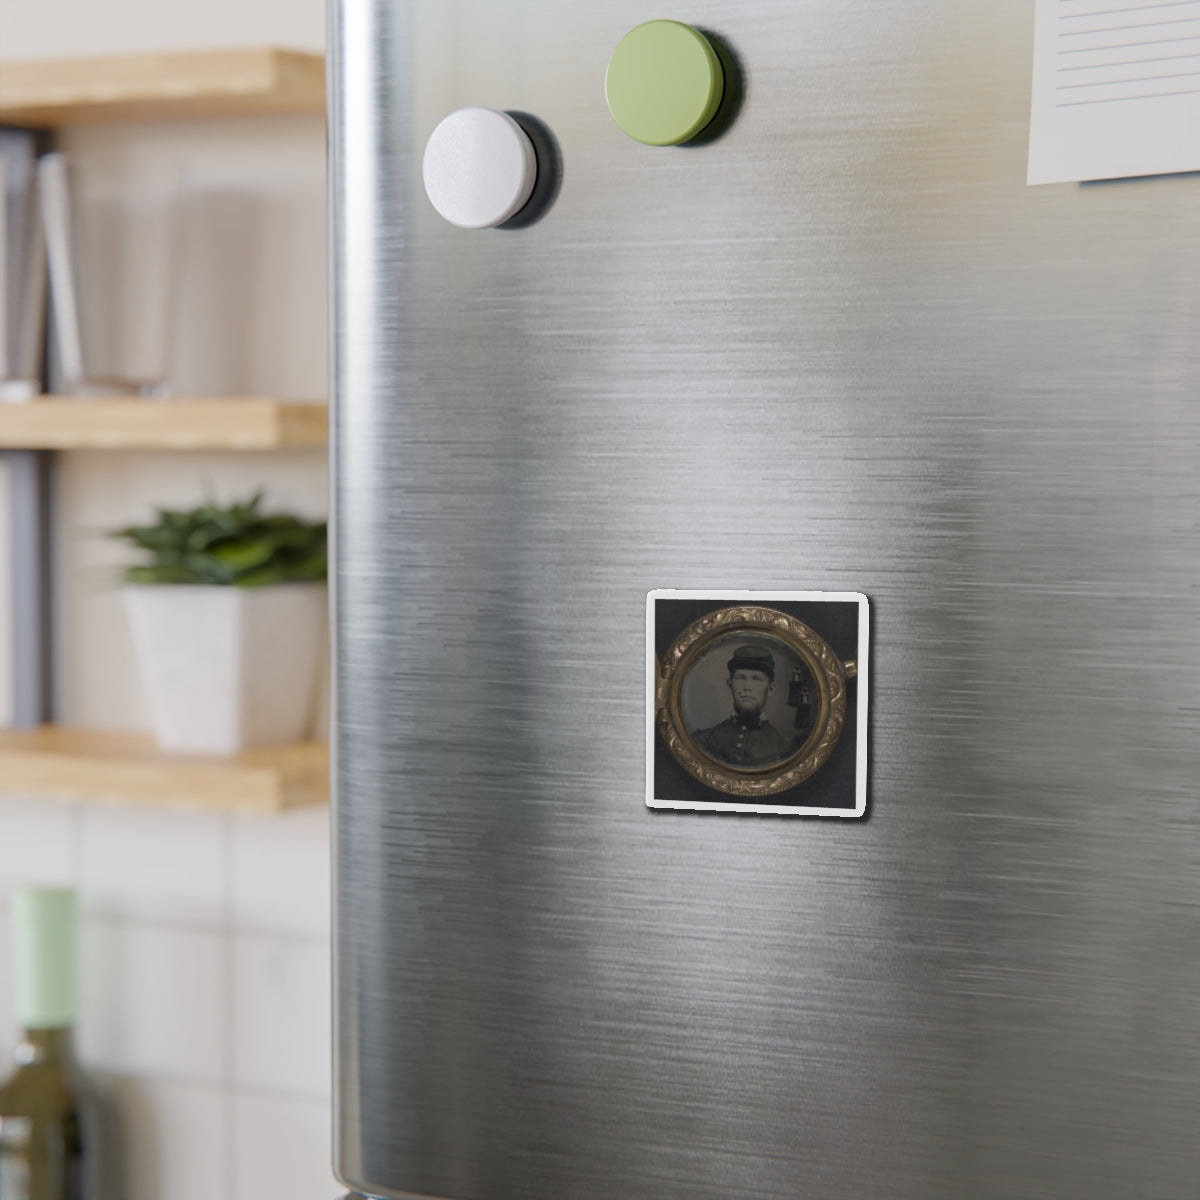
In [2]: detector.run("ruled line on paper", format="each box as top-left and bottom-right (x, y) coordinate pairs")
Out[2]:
(1060, 17), (1200, 38)
(1056, 86), (1200, 104)
(1060, 0), (1200, 17)
(1059, 34), (1200, 51)
(1059, 50), (1200, 69)
(1059, 66), (1200, 85)
(1058, 84), (1200, 103)
(1052, 0), (1200, 105)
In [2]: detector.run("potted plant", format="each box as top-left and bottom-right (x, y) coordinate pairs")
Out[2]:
(112, 494), (327, 755)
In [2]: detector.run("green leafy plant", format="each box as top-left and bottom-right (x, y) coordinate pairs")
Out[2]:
(111, 494), (327, 587)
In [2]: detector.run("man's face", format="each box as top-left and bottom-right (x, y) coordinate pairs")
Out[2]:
(728, 669), (772, 718)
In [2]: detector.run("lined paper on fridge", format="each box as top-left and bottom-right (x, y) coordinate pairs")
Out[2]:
(1028, 0), (1200, 183)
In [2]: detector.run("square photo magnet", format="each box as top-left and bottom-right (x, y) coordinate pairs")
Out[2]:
(648, 590), (869, 816)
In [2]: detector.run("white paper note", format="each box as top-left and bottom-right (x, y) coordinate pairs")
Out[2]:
(1028, 0), (1200, 184)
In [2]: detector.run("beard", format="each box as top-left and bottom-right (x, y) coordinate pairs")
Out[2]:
(733, 695), (764, 721)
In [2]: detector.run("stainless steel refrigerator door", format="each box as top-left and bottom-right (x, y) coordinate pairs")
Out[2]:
(330, 2), (1200, 1197)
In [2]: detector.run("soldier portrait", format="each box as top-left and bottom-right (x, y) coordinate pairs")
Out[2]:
(680, 635), (816, 770)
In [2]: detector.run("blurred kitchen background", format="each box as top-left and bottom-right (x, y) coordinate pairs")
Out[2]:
(0, 0), (334, 1197)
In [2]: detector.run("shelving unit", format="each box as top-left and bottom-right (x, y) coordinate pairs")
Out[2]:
(0, 397), (327, 450)
(0, 48), (325, 126)
(0, 49), (330, 811)
(0, 726), (327, 812)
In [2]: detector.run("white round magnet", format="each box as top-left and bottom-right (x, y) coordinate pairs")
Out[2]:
(422, 107), (538, 230)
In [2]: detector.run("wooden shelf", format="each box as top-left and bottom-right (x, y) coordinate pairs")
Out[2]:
(0, 397), (327, 450)
(0, 726), (327, 813)
(0, 48), (325, 127)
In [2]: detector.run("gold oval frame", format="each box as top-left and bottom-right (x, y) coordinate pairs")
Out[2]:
(655, 605), (853, 798)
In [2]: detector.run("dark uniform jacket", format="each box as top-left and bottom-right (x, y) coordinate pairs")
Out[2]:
(693, 715), (792, 767)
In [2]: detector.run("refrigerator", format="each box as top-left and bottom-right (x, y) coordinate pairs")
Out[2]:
(328, 2), (1200, 1197)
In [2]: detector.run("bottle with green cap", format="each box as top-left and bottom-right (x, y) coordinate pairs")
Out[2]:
(0, 887), (95, 1200)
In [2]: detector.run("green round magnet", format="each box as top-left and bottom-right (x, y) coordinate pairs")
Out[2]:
(605, 20), (724, 147)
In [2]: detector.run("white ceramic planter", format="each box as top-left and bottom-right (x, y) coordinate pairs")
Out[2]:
(124, 583), (327, 756)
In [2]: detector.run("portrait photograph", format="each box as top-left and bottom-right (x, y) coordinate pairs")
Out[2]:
(647, 590), (869, 816)
(680, 632), (817, 770)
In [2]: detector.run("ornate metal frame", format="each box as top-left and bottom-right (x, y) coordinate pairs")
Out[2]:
(654, 605), (854, 798)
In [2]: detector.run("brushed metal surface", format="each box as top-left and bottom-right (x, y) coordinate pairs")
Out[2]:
(330, 2), (1200, 1197)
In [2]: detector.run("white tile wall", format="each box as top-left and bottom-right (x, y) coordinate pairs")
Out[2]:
(107, 1077), (227, 1200)
(0, 908), (12, 1062)
(232, 806), (331, 937)
(232, 1093), (339, 1200)
(0, 797), (81, 1063)
(80, 805), (225, 924)
(0, 796), (78, 885)
(80, 917), (226, 1081)
(0, 798), (334, 1195)
(233, 935), (331, 1098)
